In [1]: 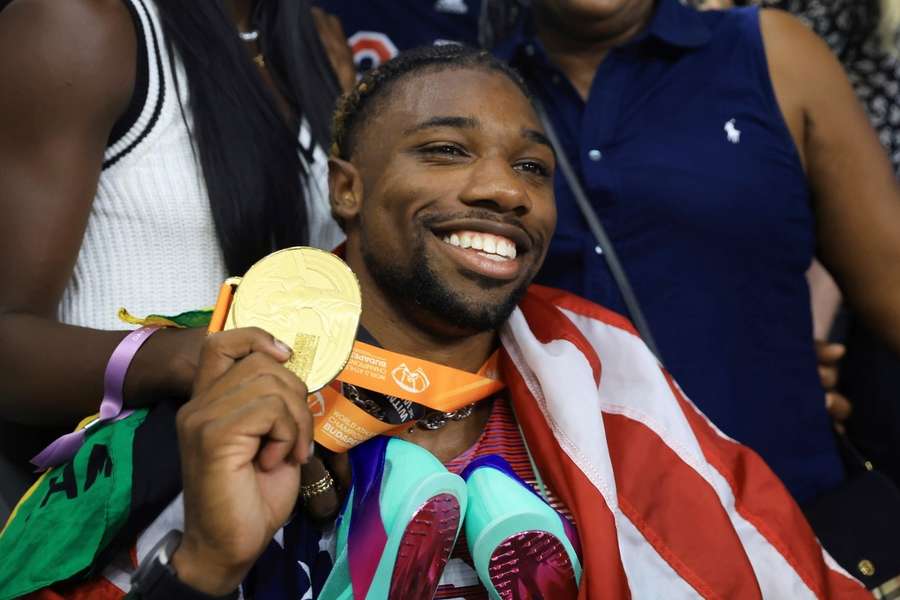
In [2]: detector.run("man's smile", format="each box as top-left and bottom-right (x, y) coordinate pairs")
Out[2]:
(441, 230), (517, 260)
(427, 218), (534, 281)
(433, 233), (522, 280)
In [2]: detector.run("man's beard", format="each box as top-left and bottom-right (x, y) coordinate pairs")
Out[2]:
(361, 230), (530, 333)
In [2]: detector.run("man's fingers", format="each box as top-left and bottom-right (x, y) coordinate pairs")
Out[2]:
(300, 455), (340, 522)
(181, 328), (313, 468)
(254, 396), (301, 471)
(193, 328), (292, 394)
(236, 371), (312, 466)
(815, 341), (846, 365)
(184, 371), (313, 465)
(817, 364), (839, 390)
(826, 392), (853, 422)
(198, 394), (303, 471)
(208, 360), (311, 462)
(291, 398), (314, 465)
(815, 341), (845, 391)
(203, 353), (304, 401)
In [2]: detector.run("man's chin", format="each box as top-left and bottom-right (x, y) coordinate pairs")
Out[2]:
(370, 258), (524, 334)
(438, 275), (531, 331)
(457, 267), (525, 291)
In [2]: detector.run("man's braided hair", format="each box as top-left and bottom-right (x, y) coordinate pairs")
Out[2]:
(331, 44), (533, 159)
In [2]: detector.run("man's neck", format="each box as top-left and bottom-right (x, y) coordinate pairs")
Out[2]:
(534, 0), (654, 100)
(348, 257), (498, 374)
(360, 296), (498, 374)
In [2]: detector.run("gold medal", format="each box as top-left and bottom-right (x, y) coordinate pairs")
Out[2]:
(224, 247), (361, 393)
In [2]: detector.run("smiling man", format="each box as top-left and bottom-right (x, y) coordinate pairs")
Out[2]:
(7, 46), (866, 600)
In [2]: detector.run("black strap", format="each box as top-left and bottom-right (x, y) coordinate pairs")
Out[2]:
(533, 100), (663, 361)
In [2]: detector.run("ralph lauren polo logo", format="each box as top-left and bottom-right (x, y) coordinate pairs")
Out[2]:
(724, 119), (741, 144)
(435, 0), (468, 14)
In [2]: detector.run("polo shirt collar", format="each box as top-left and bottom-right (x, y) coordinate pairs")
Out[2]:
(636, 0), (712, 49)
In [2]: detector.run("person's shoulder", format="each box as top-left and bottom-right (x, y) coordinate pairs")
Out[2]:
(757, 6), (835, 61)
(757, 6), (846, 95)
(0, 0), (136, 116)
(758, 6), (821, 41)
(1, 0), (136, 55)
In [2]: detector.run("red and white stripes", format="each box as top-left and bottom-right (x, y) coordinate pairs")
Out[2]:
(502, 285), (867, 599)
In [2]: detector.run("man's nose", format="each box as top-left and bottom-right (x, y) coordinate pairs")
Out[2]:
(458, 156), (532, 215)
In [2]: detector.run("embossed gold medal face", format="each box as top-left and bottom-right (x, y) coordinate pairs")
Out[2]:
(225, 247), (362, 393)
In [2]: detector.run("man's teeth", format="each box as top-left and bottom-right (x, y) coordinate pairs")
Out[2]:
(441, 231), (517, 260)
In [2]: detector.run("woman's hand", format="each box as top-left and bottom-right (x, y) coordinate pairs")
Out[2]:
(816, 340), (853, 426)
(124, 326), (208, 406)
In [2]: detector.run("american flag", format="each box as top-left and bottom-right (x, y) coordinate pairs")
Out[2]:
(502, 286), (866, 599)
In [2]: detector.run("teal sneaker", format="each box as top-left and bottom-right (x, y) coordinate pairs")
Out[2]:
(462, 455), (581, 599)
(319, 437), (467, 600)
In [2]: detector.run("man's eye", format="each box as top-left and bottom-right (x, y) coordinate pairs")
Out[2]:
(515, 160), (550, 177)
(420, 144), (468, 157)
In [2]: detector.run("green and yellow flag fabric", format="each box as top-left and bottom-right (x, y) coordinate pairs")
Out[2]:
(0, 410), (148, 600)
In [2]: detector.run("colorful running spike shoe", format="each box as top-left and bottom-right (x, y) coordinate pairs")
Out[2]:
(319, 437), (467, 600)
(461, 454), (582, 600)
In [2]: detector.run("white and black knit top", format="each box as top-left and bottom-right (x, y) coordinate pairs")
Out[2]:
(57, 0), (343, 330)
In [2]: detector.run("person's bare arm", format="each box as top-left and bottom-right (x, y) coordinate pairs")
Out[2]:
(0, 0), (204, 427)
(761, 9), (900, 358)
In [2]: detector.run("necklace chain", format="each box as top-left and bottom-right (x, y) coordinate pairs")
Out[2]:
(344, 384), (476, 431)
(237, 29), (264, 67)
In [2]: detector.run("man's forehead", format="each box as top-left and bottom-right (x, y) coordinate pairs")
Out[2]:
(380, 68), (537, 131)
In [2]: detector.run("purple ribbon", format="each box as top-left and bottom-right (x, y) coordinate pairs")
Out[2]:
(30, 326), (161, 471)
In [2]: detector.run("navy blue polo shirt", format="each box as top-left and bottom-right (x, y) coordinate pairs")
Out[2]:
(496, 0), (844, 503)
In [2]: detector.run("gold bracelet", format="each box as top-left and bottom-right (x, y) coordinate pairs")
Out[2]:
(300, 471), (335, 500)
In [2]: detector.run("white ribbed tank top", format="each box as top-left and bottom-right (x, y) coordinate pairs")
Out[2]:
(57, 0), (343, 331)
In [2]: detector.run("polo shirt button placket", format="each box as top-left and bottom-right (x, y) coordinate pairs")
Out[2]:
(588, 148), (603, 161)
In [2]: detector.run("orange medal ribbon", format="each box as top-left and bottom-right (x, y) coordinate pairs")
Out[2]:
(311, 343), (503, 452)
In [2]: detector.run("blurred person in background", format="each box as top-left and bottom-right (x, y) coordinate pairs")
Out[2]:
(0, 0), (352, 518)
(768, 0), (900, 491)
(316, 0), (480, 73)
(314, 0), (527, 73)
(695, 0), (900, 489)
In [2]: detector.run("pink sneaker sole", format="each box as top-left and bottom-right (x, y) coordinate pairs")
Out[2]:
(389, 493), (461, 600)
(488, 530), (578, 599)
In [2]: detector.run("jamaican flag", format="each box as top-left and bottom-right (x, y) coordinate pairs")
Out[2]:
(0, 309), (210, 599)
(0, 410), (147, 598)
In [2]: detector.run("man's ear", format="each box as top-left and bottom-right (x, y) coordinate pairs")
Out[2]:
(328, 157), (364, 223)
